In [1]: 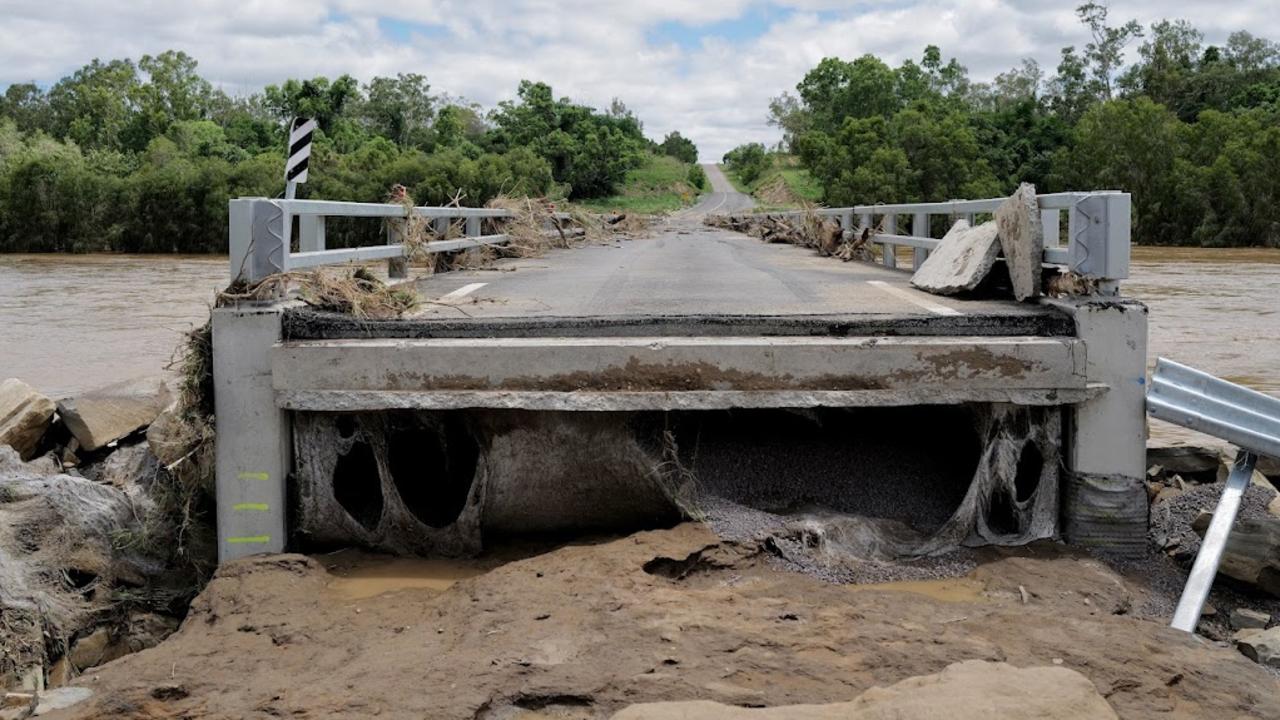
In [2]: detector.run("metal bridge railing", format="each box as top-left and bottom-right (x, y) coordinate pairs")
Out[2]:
(777, 191), (1132, 291)
(228, 198), (527, 284)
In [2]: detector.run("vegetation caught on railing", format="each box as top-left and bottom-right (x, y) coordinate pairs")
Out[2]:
(747, 4), (1280, 247)
(0, 57), (701, 253)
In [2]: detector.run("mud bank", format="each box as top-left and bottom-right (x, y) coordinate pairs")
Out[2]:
(43, 524), (1280, 719)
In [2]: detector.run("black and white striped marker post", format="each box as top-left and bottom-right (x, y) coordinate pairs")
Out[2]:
(285, 117), (316, 199)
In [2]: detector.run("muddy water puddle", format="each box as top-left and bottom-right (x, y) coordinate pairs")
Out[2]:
(322, 550), (490, 599)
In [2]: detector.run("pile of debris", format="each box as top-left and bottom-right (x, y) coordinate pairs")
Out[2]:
(703, 208), (861, 259)
(0, 375), (209, 697)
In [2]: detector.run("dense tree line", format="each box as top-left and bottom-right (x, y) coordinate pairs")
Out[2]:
(0, 52), (698, 253)
(756, 4), (1280, 247)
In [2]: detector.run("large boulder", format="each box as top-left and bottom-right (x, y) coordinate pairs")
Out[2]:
(610, 660), (1118, 719)
(56, 377), (171, 453)
(910, 220), (1001, 295)
(0, 379), (56, 461)
(994, 183), (1044, 301)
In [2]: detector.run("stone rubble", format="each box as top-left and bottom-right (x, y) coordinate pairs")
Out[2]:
(1231, 607), (1271, 631)
(56, 376), (171, 453)
(1235, 627), (1280, 668)
(0, 379), (56, 461)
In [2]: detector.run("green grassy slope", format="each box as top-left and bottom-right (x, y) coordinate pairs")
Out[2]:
(575, 154), (702, 214)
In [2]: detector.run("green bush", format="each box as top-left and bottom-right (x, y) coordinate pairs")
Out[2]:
(687, 164), (708, 190)
(723, 143), (769, 185)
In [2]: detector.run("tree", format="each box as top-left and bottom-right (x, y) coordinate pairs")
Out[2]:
(263, 75), (360, 134)
(1076, 2), (1143, 101)
(46, 58), (140, 150)
(722, 143), (769, 185)
(361, 73), (434, 147)
(658, 131), (698, 163)
(130, 51), (218, 149)
(0, 84), (49, 133)
(1047, 46), (1095, 121)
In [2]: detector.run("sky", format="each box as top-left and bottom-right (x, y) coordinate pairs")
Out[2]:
(2, 1), (1278, 160)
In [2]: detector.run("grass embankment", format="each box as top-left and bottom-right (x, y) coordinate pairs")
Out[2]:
(576, 154), (702, 215)
(724, 155), (823, 211)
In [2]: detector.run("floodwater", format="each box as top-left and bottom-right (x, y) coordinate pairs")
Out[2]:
(0, 254), (228, 398)
(0, 248), (1277, 447)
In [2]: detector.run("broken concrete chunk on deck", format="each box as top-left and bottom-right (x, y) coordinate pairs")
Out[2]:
(910, 220), (1001, 295)
(0, 378), (56, 461)
(995, 183), (1044, 301)
(57, 376), (171, 453)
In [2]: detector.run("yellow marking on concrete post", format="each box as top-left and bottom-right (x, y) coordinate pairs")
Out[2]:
(227, 535), (271, 545)
(237, 471), (270, 481)
(232, 503), (270, 512)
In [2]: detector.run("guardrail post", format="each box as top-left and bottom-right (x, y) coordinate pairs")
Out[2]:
(1069, 193), (1130, 294)
(229, 198), (285, 284)
(465, 216), (482, 237)
(299, 215), (326, 253)
(213, 302), (291, 562)
(840, 210), (854, 240)
(882, 214), (897, 269)
(1041, 209), (1060, 248)
(912, 212), (929, 268)
(387, 218), (408, 279)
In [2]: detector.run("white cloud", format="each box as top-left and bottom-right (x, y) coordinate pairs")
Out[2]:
(2, 1), (1278, 160)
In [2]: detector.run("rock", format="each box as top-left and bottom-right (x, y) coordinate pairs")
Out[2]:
(146, 405), (188, 468)
(68, 628), (121, 671)
(0, 693), (34, 720)
(610, 660), (1118, 719)
(80, 443), (161, 505)
(0, 379), (56, 461)
(1235, 627), (1280, 668)
(32, 687), (92, 716)
(909, 220), (1001, 295)
(1269, 494), (1280, 519)
(46, 656), (69, 688)
(1148, 445), (1222, 476)
(57, 377), (171, 453)
(1192, 513), (1280, 597)
(1231, 608), (1270, 631)
(994, 183), (1044, 302)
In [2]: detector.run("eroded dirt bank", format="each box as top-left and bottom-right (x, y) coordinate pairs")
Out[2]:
(46, 524), (1280, 720)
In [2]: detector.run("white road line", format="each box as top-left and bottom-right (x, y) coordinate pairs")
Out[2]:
(865, 280), (963, 317)
(439, 282), (487, 302)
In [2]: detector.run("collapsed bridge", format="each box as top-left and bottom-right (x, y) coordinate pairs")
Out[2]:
(212, 172), (1147, 565)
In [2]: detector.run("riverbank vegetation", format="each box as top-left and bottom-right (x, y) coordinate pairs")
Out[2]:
(742, 4), (1280, 247)
(0, 55), (700, 253)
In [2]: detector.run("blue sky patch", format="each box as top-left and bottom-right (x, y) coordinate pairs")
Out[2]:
(378, 17), (449, 44)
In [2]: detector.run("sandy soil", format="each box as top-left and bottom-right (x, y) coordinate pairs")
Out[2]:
(47, 524), (1280, 720)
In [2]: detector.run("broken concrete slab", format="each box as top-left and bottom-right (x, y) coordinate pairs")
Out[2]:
(1147, 445), (1222, 476)
(610, 660), (1118, 719)
(0, 379), (56, 461)
(910, 220), (1001, 295)
(57, 377), (171, 453)
(995, 183), (1044, 301)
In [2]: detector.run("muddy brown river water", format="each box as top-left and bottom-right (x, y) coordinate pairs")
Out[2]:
(1, 247), (1276, 447)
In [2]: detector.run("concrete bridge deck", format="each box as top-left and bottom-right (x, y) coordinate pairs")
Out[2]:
(213, 171), (1148, 562)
